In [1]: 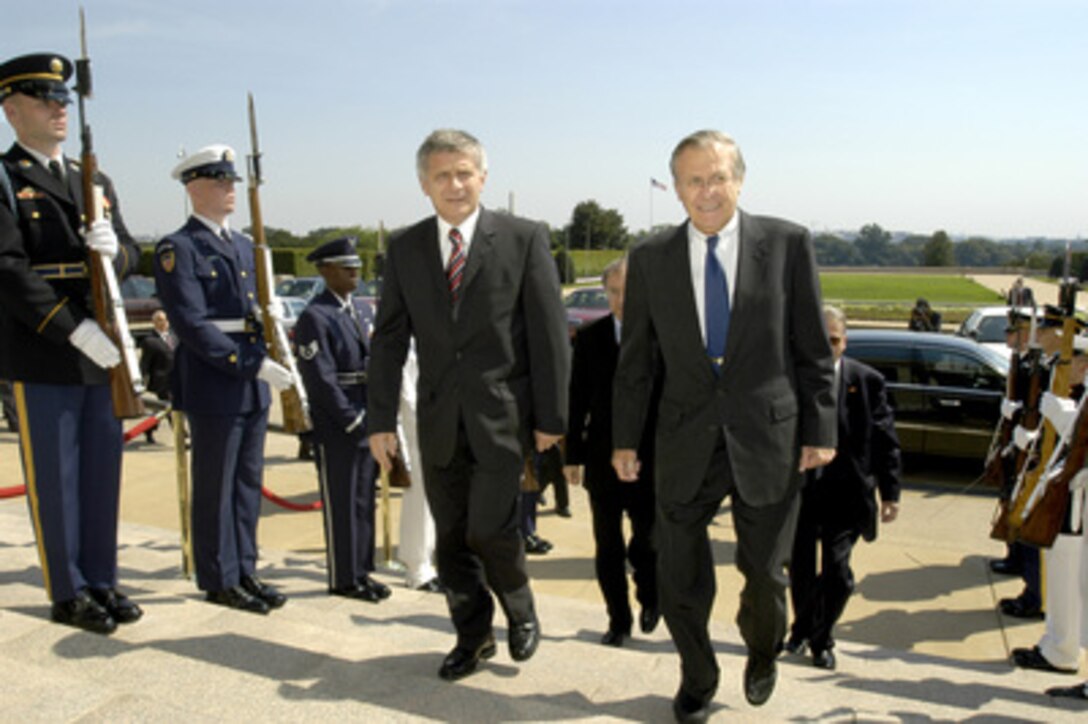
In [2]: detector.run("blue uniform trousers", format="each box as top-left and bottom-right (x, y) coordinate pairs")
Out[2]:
(188, 408), (268, 592)
(315, 439), (377, 590)
(13, 382), (122, 602)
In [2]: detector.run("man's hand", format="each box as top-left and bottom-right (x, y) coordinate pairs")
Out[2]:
(881, 500), (899, 523)
(68, 319), (121, 369)
(799, 446), (836, 472)
(563, 464), (584, 487)
(83, 219), (119, 260)
(369, 432), (399, 472)
(612, 449), (640, 482)
(534, 430), (562, 452)
(257, 358), (294, 390)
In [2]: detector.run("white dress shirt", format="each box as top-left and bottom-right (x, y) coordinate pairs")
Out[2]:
(687, 211), (740, 346)
(437, 207), (481, 269)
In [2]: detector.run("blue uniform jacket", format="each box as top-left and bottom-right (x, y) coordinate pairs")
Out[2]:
(152, 217), (269, 415)
(295, 289), (373, 445)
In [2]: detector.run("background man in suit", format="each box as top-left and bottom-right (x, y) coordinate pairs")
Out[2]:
(612, 129), (836, 719)
(368, 129), (569, 682)
(294, 236), (389, 603)
(564, 257), (659, 648)
(138, 309), (176, 443)
(784, 305), (900, 671)
(154, 145), (294, 615)
(0, 53), (142, 634)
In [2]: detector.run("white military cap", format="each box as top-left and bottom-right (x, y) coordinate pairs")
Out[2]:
(171, 144), (242, 183)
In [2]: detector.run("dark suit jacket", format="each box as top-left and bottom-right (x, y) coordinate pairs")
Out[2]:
(566, 313), (657, 494)
(613, 212), (836, 506)
(0, 144), (138, 385)
(814, 356), (901, 541)
(368, 208), (570, 468)
(139, 330), (176, 400)
(153, 218), (269, 416)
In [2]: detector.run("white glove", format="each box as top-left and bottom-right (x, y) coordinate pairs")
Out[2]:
(266, 296), (286, 324)
(1000, 398), (1022, 421)
(258, 357), (294, 391)
(83, 219), (119, 260)
(69, 318), (121, 369)
(1040, 392), (1078, 438)
(1013, 424), (1039, 451)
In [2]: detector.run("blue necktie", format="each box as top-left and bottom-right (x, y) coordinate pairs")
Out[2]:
(705, 234), (730, 371)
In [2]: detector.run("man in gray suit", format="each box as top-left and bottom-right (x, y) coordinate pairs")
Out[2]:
(368, 129), (569, 682)
(613, 129), (837, 720)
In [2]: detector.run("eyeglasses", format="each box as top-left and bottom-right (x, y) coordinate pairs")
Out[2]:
(828, 335), (844, 345)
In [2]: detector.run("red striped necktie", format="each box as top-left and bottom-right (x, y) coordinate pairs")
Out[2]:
(446, 227), (466, 303)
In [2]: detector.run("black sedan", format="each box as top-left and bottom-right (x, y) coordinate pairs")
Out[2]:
(844, 330), (1008, 460)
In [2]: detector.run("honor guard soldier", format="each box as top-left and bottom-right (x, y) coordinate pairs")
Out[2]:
(153, 144), (294, 614)
(294, 237), (390, 602)
(0, 53), (142, 633)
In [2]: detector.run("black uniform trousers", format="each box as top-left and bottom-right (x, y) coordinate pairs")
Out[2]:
(588, 480), (656, 633)
(188, 408), (268, 592)
(788, 479), (861, 653)
(315, 438), (378, 590)
(422, 421), (534, 649)
(14, 382), (122, 602)
(657, 432), (800, 701)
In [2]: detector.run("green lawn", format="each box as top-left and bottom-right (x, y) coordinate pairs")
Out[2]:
(819, 273), (1003, 304)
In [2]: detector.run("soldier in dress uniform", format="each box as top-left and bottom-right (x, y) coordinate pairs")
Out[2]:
(0, 53), (142, 633)
(294, 237), (390, 602)
(153, 144), (295, 614)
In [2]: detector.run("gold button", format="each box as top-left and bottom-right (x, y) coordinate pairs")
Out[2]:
(247, 292), (255, 299)
(211, 270), (218, 278)
(241, 271), (248, 278)
(32, 211), (41, 219)
(228, 353), (237, 364)
(249, 336), (257, 344)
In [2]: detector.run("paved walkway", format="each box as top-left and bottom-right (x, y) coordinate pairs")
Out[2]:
(2, 418), (1086, 721)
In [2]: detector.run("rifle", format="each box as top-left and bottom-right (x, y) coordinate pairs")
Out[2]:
(982, 316), (1024, 489)
(990, 338), (1043, 541)
(246, 93), (310, 434)
(75, 8), (145, 419)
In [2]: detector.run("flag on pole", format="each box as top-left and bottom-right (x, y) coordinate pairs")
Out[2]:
(650, 177), (668, 191)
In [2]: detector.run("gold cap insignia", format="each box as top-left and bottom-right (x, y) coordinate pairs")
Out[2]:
(222, 149), (234, 162)
(49, 57), (63, 75)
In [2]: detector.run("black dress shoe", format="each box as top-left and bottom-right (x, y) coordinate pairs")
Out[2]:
(524, 534), (553, 555)
(241, 575), (286, 609)
(672, 687), (711, 723)
(361, 576), (392, 600)
(1000, 596), (1044, 619)
(51, 591), (117, 635)
(438, 636), (497, 681)
(1012, 646), (1078, 674)
(812, 648), (837, 670)
(415, 578), (445, 594)
(600, 628), (628, 647)
(782, 634), (807, 656)
(509, 617), (540, 661)
(555, 507), (572, 518)
(89, 588), (143, 624)
(1046, 682), (1088, 700)
(640, 605), (661, 634)
(744, 656), (777, 707)
(989, 558), (1022, 576)
(330, 583), (382, 602)
(206, 585), (270, 614)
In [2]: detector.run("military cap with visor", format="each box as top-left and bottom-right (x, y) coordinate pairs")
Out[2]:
(0, 53), (73, 105)
(306, 236), (362, 268)
(171, 144), (243, 184)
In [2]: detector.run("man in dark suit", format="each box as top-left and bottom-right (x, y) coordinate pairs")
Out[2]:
(294, 237), (389, 603)
(612, 129), (836, 719)
(368, 129), (569, 681)
(0, 53), (143, 634)
(154, 145), (295, 615)
(565, 257), (659, 647)
(138, 308), (176, 442)
(784, 305), (900, 671)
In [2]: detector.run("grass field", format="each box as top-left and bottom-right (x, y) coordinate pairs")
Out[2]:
(819, 273), (1003, 304)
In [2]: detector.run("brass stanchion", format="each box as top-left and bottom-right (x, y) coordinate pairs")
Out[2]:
(172, 410), (193, 579)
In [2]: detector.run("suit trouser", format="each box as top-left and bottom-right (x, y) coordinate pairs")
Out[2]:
(657, 435), (800, 700)
(14, 382), (122, 602)
(422, 424), (534, 648)
(588, 480), (657, 632)
(1039, 529), (1083, 669)
(788, 483), (861, 653)
(315, 437), (377, 590)
(188, 408), (268, 592)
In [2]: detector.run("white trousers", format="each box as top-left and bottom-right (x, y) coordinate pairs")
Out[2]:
(396, 349), (437, 588)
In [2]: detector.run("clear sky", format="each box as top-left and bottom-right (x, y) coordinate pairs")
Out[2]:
(6, 0), (1087, 240)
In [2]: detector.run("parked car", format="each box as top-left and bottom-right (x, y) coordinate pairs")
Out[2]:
(956, 306), (1035, 357)
(277, 296), (307, 334)
(564, 286), (609, 338)
(121, 274), (159, 338)
(276, 276), (324, 302)
(844, 330), (1008, 460)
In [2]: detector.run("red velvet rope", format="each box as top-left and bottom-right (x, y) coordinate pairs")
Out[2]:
(0, 484), (25, 499)
(261, 486), (323, 511)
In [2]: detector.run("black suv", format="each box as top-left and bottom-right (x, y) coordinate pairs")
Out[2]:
(844, 330), (1008, 460)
